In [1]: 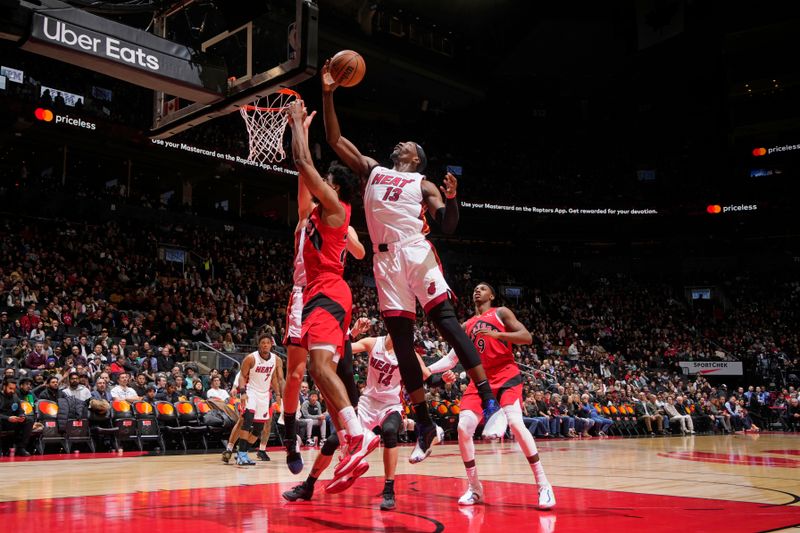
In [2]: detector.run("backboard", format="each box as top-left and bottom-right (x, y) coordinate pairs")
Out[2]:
(150, 0), (318, 139)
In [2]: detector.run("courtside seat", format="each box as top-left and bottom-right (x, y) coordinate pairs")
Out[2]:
(155, 401), (188, 451)
(36, 400), (65, 455)
(132, 401), (164, 451)
(57, 398), (95, 454)
(196, 399), (227, 443)
(111, 400), (139, 450)
(90, 410), (120, 452)
(175, 401), (208, 451)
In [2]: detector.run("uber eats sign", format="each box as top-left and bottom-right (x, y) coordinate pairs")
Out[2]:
(22, 8), (226, 103)
(36, 15), (160, 70)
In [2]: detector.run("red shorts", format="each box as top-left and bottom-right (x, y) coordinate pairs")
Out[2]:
(300, 277), (352, 356)
(460, 365), (523, 420)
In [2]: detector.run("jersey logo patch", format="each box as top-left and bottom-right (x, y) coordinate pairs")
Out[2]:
(305, 217), (322, 251)
(427, 281), (436, 295)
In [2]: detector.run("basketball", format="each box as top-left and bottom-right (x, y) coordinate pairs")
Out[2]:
(329, 49), (366, 87)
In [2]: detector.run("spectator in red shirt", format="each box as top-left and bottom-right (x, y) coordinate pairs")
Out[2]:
(19, 307), (37, 335)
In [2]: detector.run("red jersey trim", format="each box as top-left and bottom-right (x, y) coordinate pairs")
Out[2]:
(382, 310), (416, 320)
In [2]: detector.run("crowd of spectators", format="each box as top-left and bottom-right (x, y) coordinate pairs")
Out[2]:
(1, 210), (798, 454)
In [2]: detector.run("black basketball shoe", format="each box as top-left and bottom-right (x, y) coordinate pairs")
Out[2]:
(282, 482), (314, 502)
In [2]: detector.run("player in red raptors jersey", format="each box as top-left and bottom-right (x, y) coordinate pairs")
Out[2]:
(281, 131), (365, 476)
(321, 59), (502, 465)
(284, 100), (379, 483)
(425, 282), (555, 509)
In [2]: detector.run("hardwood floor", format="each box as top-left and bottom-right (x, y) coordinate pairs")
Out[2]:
(2, 433), (799, 532)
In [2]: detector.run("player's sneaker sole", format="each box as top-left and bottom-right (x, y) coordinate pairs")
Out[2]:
(333, 432), (380, 478)
(409, 424), (444, 464)
(325, 460), (370, 494)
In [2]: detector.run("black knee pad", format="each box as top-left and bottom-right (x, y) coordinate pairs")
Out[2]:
(241, 409), (255, 432)
(427, 299), (456, 321)
(321, 432), (339, 456)
(381, 412), (402, 449)
(251, 421), (264, 437)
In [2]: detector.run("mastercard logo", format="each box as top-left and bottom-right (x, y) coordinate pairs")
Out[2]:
(706, 205), (722, 214)
(34, 108), (54, 122)
(752, 147), (766, 156)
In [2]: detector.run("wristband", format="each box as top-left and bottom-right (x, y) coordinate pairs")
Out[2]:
(445, 192), (457, 200)
(238, 386), (246, 395)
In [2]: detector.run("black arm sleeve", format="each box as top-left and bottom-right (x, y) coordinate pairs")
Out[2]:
(434, 197), (459, 234)
(425, 374), (444, 388)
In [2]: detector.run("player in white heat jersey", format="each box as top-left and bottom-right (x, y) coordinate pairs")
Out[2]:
(232, 334), (284, 465)
(350, 334), (404, 510)
(284, 320), (430, 510)
(322, 61), (502, 464)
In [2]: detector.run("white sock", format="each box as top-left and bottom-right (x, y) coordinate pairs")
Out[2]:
(337, 429), (347, 445)
(259, 442), (267, 451)
(226, 442), (234, 452)
(466, 465), (480, 490)
(531, 460), (550, 487)
(339, 406), (362, 437)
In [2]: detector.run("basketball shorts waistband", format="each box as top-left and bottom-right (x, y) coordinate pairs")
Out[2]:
(373, 233), (426, 253)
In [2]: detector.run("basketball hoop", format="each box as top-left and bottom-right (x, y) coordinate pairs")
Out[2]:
(239, 88), (300, 164)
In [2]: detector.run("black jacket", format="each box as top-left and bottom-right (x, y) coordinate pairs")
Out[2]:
(38, 387), (63, 402)
(155, 390), (180, 403)
(0, 392), (24, 421)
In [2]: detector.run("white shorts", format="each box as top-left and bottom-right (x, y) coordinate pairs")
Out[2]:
(246, 390), (271, 422)
(309, 343), (341, 364)
(372, 235), (452, 317)
(284, 285), (304, 346)
(357, 395), (402, 431)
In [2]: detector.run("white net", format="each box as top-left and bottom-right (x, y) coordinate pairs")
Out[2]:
(239, 88), (300, 164)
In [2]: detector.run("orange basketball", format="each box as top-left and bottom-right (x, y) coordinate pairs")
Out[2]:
(329, 50), (365, 88)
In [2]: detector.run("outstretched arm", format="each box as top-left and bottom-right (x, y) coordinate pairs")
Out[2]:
(422, 173), (459, 234)
(474, 307), (533, 345)
(296, 109), (317, 221)
(426, 349), (460, 374)
(350, 336), (377, 354)
(346, 226), (366, 259)
(321, 59), (378, 178)
(286, 100), (344, 224)
(421, 352), (457, 384)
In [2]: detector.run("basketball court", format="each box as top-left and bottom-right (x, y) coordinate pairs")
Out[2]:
(1, 2), (798, 532)
(2, 434), (799, 532)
